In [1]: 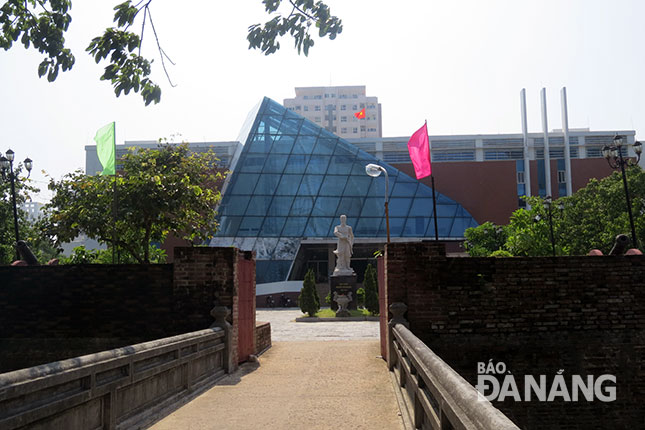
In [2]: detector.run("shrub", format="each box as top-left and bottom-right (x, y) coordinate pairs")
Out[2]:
(299, 268), (319, 317)
(363, 264), (379, 315)
(356, 287), (365, 308)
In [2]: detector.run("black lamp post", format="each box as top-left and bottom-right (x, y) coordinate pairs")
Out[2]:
(0, 149), (33, 260)
(365, 163), (390, 244)
(602, 135), (642, 249)
(534, 195), (563, 257)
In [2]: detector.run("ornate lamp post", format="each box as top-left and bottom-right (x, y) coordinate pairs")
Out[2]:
(0, 149), (33, 260)
(365, 163), (390, 244)
(602, 135), (642, 249)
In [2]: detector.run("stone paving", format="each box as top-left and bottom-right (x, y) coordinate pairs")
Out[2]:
(256, 307), (382, 341)
(149, 309), (402, 430)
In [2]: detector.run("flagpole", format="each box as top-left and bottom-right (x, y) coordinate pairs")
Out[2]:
(426, 119), (439, 242)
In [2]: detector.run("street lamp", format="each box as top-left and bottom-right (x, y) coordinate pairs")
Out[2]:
(0, 149), (33, 260)
(602, 135), (642, 249)
(365, 163), (390, 243)
(534, 195), (564, 257)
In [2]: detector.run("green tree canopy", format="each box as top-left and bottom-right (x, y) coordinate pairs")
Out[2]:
(41, 143), (224, 263)
(1, 0), (342, 105)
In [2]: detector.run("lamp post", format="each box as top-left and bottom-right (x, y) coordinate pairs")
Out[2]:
(365, 163), (390, 244)
(0, 149), (33, 260)
(602, 135), (642, 249)
(534, 195), (563, 257)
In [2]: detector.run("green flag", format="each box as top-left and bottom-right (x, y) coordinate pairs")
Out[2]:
(94, 122), (116, 175)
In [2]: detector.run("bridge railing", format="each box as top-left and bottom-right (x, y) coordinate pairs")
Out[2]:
(388, 302), (519, 430)
(0, 306), (234, 430)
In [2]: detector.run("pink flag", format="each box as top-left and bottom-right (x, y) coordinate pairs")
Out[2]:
(407, 122), (431, 179)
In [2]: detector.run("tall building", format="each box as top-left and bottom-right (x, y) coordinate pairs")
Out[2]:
(283, 86), (382, 139)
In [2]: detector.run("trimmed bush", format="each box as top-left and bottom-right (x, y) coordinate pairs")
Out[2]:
(356, 287), (365, 308)
(299, 268), (320, 317)
(364, 264), (379, 315)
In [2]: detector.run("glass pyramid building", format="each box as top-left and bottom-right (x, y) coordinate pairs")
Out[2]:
(211, 98), (478, 283)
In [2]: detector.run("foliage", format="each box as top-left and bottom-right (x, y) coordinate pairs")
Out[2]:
(490, 249), (513, 258)
(248, 0), (342, 56)
(463, 221), (508, 257)
(314, 308), (370, 318)
(363, 263), (379, 316)
(298, 268), (319, 317)
(1, 0), (341, 105)
(324, 291), (331, 305)
(41, 143), (224, 263)
(60, 244), (166, 264)
(356, 287), (365, 308)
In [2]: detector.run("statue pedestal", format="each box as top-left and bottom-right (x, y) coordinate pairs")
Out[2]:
(330, 274), (357, 311)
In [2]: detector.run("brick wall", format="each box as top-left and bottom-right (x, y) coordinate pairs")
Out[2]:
(0, 247), (252, 373)
(384, 242), (645, 430)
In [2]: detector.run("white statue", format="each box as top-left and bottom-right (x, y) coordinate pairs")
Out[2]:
(333, 214), (354, 276)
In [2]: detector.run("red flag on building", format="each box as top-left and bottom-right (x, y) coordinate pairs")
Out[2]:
(354, 108), (366, 119)
(407, 122), (431, 179)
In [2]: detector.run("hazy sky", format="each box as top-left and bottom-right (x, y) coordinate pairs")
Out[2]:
(2, 0), (644, 201)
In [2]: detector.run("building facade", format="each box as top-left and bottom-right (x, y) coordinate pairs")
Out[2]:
(283, 86), (382, 139)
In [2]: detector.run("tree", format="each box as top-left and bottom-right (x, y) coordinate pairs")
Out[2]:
(298, 268), (319, 317)
(1, 1), (342, 105)
(41, 143), (224, 263)
(363, 263), (379, 316)
(463, 221), (509, 257)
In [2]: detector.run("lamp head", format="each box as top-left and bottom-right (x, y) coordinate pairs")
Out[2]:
(5, 149), (14, 162)
(613, 135), (624, 147)
(602, 145), (611, 160)
(365, 163), (384, 178)
(24, 158), (33, 172)
(0, 156), (8, 172)
(634, 141), (643, 156)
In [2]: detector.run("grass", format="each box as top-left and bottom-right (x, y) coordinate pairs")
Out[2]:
(309, 308), (374, 318)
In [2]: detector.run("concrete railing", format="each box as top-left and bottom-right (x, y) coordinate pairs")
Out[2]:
(388, 303), (519, 430)
(0, 306), (234, 430)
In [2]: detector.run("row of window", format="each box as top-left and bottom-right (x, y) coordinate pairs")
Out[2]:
(288, 103), (376, 112)
(302, 94), (360, 100)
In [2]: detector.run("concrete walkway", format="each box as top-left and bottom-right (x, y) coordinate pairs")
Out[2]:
(149, 310), (403, 430)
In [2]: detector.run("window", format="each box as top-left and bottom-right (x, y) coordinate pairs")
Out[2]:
(341, 105), (346, 110)
(517, 171), (525, 184)
(314, 117), (321, 122)
(352, 94), (358, 98)
(352, 105), (358, 110)
(303, 106), (309, 111)
(314, 105), (321, 111)
(314, 95), (322, 100)
(558, 170), (566, 183)
(360, 125), (366, 132)
(303, 95), (310, 100)
(353, 128), (358, 133)
(295, 105), (301, 111)
(368, 127), (376, 132)
(341, 116), (347, 122)
(341, 128), (347, 133)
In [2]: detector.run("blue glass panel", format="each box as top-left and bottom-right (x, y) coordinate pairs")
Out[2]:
(284, 154), (310, 173)
(282, 217), (308, 236)
(334, 143), (358, 156)
(415, 184), (434, 198)
(262, 154), (288, 173)
(379, 217), (407, 237)
(247, 134), (272, 153)
(337, 196), (363, 217)
(230, 174), (259, 194)
(256, 260), (291, 284)
(223, 196), (251, 216)
(307, 156), (330, 174)
(327, 155), (354, 175)
(319, 175), (348, 196)
(367, 175), (395, 198)
(292, 135), (317, 154)
(404, 216), (431, 236)
(260, 217), (286, 237)
(356, 149), (375, 161)
(278, 118), (303, 135)
(355, 217), (382, 236)
(304, 217), (333, 237)
(351, 162), (369, 176)
(319, 129), (338, 140)
(264, 99), (285, 115)
(517, 183), (526, 196)
(283, 108), (300, 119)
(409, 198), (433, 216)
(537, 159), (546, 197)
(258, 115), (282, 134)
(270, 135), (296, 154)
(344, 175), (372, 196)
(436, 218), (453, 237)
(298, 175), (324, 195)
(516, 159), (525, 172)
(388, 198), (412, 217)
(437, 204), (457, 217)
(361, 197), (384, 217)
(312, 196), (340, 216)
(246, 195), (274, 215)
(239, 154), (266, 172)
(392, 180), (418, 197)
(290, 196), (314, 216)
(276, 174), (303, 195)
(450, 217), (471, 237)
(253, 174), (282, 195)
(268, 196), (294, 216)
(238, 217), (263, 236)
(312, 138), (336, 155)
(218, 216), (242, 236)
(437, 194), (454, 204)
(299, 121), (320, 136)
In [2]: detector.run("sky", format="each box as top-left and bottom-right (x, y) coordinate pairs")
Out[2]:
(2, 0), (645, 201)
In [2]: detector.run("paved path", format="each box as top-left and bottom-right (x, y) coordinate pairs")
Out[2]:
(150, 310), (402, 430)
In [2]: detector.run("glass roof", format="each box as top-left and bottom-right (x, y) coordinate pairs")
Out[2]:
(217, 97), (478, 240)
